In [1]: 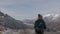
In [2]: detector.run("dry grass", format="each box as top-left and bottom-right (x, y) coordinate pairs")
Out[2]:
(0, 29), (60, 34)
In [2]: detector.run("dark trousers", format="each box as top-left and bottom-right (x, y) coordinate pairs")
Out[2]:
(35, 29), (44, 34)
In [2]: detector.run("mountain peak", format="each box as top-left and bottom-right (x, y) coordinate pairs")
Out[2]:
(0, 11), (4, 16)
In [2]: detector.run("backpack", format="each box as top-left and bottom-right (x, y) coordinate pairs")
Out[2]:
(36, 21), (43, 28)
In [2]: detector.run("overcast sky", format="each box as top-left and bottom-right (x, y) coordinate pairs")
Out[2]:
(0, 0), (60, 20)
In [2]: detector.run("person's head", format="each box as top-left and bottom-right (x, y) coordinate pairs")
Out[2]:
(38, 14), (43, 20)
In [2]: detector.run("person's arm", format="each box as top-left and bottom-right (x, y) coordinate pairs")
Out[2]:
(34, 21), (37, 28)
(43, 20), (46, 29)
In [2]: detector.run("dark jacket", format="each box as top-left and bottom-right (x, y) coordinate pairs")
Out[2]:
(34, 19), (46, 29)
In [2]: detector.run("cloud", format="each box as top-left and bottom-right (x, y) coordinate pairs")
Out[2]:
(0, 8), (36, 20)
(47, 8), (60, 12)
(0, 0), (60, 20)
(0, 0), (30, 5)
(0, 0), (16, 5)
(0, 8), (16, 16)
(0, 0), (48, 5)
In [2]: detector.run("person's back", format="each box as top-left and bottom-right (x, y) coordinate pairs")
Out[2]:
(34, 14), (46, 34)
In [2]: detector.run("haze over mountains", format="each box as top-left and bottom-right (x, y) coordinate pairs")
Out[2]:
(0, 11), (33, 29)
(23, 14), (60, 31)
(0, 11), (60, 32)
(4, 14), (34, 29)
(46, 14), (60, 31)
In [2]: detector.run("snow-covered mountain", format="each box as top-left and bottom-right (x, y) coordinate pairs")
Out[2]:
(23, 14), (60, 24)
(1, 11), (60, 31)
(4, 14), (34, 29)
(0, 11), (34, 29)
(43, 14), (60, 23)
(22, 14), (60, 31)
(42, 14), (60, 31)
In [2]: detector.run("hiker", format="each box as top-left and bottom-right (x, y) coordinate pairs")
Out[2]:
(34, 14), (46, 34)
